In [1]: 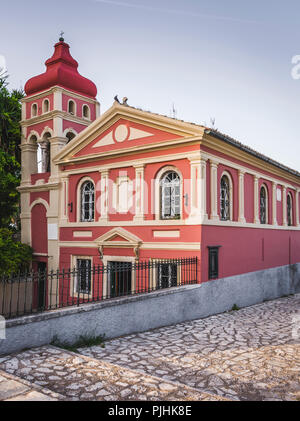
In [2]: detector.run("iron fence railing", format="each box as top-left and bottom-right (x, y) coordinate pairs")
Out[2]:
(0, 257), (198, 319)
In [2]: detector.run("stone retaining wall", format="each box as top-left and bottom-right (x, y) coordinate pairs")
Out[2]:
(0, 263), (299, 355)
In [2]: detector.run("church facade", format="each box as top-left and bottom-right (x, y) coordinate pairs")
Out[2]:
(19, 37), (300, 297)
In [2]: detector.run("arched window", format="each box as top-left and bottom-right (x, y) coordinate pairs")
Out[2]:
(42, 132), (51, 173)
(66, 131), (76, 143)
(160, 171), (181, 219)
(82, 104), (90, 119)
(220, 175), (230, 221)
(43, 99), (49, 113)
(68, 100), (75, 115)
(287, 193), (293, 226)
(81, 181), (95, 222)
(31, 103), (37, 117)
(260, 185), (268, 224)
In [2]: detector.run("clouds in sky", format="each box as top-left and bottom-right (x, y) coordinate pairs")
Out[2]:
(93, 0), (261, 25)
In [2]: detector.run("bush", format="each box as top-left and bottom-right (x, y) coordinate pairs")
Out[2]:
(0, 228), (32, 276)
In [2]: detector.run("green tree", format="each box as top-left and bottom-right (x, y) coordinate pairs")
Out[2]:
(0, 72), (32, 275)
(0, 149), (20, 228)
(0, 71), (24, 161)
(0, 228), (32, 276)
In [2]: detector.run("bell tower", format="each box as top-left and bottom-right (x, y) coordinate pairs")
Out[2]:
(19, 36), (100, 271)
(21, 35), (100, 182)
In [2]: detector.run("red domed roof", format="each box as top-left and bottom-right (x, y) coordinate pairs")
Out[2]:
(24, 40), (97, 98)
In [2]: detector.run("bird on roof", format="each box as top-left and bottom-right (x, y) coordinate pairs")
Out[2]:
(114, 95), (120, 103)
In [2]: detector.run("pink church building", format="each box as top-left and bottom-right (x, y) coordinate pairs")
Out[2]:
(19, 37), (300, 302)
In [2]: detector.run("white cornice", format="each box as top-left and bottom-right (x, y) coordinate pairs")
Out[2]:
(54, 136), (201, 165)
(17, 182), (60, 193)
(53, 103), (204, 163)
(21, 86), (100, 105)
(201, 151), (300, 191)
(21, 110), (91, 127)
(58, 151), (200, 175)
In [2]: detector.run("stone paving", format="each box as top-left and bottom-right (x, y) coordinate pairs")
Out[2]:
(0, 369), (62, 401)
(0, 294), (299, 401)
(0, 347), (225, 401)
(78, 294), (300, 401)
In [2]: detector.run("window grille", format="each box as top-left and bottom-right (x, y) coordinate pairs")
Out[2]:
(157, 262), (178, 289)
(260, 186), (267, 224)
(76, 259), (91, 294)
(208, 246), (220, 279)
(220, 175), (230, 220)
(81, 181), (95, 222)
(160, 171), (181, 219)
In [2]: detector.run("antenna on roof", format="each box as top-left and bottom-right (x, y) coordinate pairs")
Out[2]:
(170, 103), (177, 119)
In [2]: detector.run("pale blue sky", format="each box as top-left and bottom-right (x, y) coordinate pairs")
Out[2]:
(1, 0), (300, 171)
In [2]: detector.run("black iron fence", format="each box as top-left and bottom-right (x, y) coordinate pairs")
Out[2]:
(0, 257), (198, 319)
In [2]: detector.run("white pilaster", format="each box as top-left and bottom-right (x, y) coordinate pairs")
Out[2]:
(210, 160), (219, 220)
(99, 170), (109, 222)
(254, 176), (260, 224)
(48, 137), (67, 182)
(296, 189), (300, 227)
(60, 175), (69, 224)
(272, 182), (277, 226)
(238, 170), (246, 223)
(20, 143), (38, 185)
(133, 165), (145, 222)
(188, 157), (208, 223)
(53, 116), (63, 138)
(283, 186), (287, 226)
(53, 89), (63, 111)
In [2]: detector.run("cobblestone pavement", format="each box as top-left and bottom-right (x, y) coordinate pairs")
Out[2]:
(0, 295), (299, 401)
(0, 347), (225, 401)
(0, 369), (63, 401)
(78, 295), (300, 401)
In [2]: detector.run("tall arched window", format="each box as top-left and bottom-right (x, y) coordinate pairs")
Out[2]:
(260, 185), (267, 224)
(81, 181), (95, 222)
(220, 175), (230, 221)
(41, 132), (51, 173)
(160, 171), (181, 219)
(287, 193), (293, 226)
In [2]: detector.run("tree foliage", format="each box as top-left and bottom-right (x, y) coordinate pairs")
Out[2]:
(0, 149), (20, 228)
(0, 71), (24, 161)
(0, 72), (32, 274)
(0, 228), (32, 276)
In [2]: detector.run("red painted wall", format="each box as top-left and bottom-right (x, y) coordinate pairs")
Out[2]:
(26, 94), (54, 119)
(26, 120), (53, 137)
(244, 173), (254, 223)
(30, 191), (49, 205)
(201, 225), (300, 283)
(62, 94), (96, 120)
(74, 119), (183, 157)
(31, 204), (48, 254)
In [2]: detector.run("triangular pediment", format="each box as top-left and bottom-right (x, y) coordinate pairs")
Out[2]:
(95, 227), (143, 247)
(54, 103), (204, 164)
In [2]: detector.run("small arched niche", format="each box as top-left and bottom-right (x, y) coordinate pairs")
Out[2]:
(31, 103), (38, 118)
(82, 104), (90, 119)
(43, 99), (50, 113)
(68, 100), (76, 115)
